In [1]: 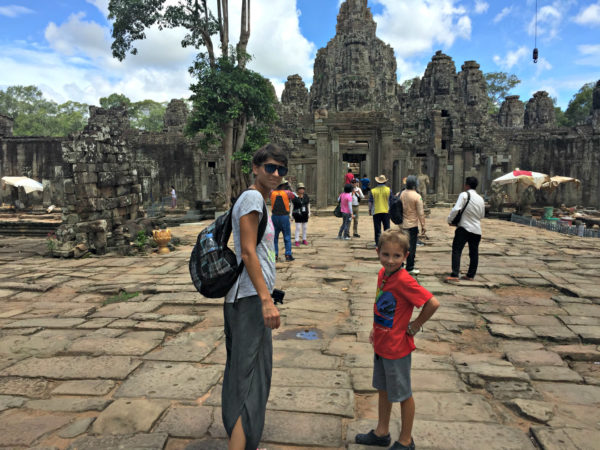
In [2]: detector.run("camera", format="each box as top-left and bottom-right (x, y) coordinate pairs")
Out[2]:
(271, 289), (285, 305)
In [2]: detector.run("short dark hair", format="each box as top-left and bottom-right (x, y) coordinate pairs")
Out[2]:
(363, 173), (367, 177)
(252, 143), (287, 167)
(347, 168), (352, 173)
(406, 175), (418, 190)
(465, 176), (478, 189)
(344, 183), (353, 193)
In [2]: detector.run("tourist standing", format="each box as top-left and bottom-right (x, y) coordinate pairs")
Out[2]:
(291, 182), (310, 246)
(400, 175), (426, 276)
(345, 168), (355, 185)
(446, 176), (485, 282)
(355, 229), (439, 449)
(369, 174), (392, 246)
(337, 184), (354, 240)
(223, 143), (283, 450)
(352, 178), (364, 237)
(170, 185), (177, 208)
(361, 173), (371, 195)
(270, 179), (295, 261)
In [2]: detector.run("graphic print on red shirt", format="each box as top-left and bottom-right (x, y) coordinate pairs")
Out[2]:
(373, 268), (432, 359)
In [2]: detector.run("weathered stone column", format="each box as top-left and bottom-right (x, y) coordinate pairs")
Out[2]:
(316, 123), (329, 209)
(453, 149), (464, 194)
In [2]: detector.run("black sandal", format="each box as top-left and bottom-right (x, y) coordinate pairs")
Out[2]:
(355, 429), (391, 446)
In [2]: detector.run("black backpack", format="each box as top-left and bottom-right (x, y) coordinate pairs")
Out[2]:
(189, 192), (267, 298)
(389, 193), (404, 225)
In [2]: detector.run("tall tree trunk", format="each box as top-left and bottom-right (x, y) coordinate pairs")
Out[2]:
(223, 119), (234, 208)
(237, 0), (250, 68)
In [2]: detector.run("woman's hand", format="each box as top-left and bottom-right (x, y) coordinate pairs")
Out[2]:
(262, 299), (281, 329)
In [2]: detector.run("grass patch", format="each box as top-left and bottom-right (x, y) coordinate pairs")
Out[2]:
(102, 290), (140, 306)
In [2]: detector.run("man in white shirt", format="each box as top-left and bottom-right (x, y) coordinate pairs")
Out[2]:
(446, 177), (485, 281)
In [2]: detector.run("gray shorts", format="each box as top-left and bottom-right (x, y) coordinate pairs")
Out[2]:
(372, 352), (412, 402)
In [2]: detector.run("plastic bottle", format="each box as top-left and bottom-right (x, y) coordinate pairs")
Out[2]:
(204, 233), (218, 253)
(203, 232), (219, 273)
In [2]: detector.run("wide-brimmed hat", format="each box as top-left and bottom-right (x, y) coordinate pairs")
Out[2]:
(375, 174), (388, 184)
(297, 182), (305, 189)
(277, 178), (289, 188)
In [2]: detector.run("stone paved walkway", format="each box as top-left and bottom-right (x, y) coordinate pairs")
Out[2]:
(0, 208), (599, 449)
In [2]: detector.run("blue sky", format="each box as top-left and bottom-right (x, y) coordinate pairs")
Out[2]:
(0, 0), (599, 109)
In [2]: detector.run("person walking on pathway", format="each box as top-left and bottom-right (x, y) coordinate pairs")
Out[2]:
(270, 179), (296, 261)
(446, 176), (485, 282)
(355, 229), (439, 449)
(223, 143), (283, 450)
(345, 168), (355, 185)
(351, 178), (365, 237)
(291, 182), (310, 246)
(337, 183), (354, 240)
(369, 174), (392, 246)
(170, 185), (177, 209)
(400, 175), (426, 276)
(361, 173), (371, 195)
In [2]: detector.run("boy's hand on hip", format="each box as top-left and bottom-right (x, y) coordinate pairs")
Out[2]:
(262, 300), (281, 329)
(369, 328), (374, 345)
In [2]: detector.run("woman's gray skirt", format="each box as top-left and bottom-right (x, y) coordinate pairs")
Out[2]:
(222, 295), (272, 449)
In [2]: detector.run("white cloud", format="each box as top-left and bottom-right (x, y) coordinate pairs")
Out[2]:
(371, 0), (472, 59)
(45, 12), (108, 58)
(0, 5), (34, 18)
(573, 1), (600, 26)
(474, 1), (489, 14)
(86, 0), (109, 17)
(534, 57), (553, 76)
(493, 46), (528, 70)
(493, 6), (512, 23)
(527, 1), (576, 40)
(576, 44), (600, 66)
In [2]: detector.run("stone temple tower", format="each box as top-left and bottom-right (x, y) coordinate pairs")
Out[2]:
(309, 0), (398, 113)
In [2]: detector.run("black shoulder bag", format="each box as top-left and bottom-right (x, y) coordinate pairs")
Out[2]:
(450, 191), (471, 227)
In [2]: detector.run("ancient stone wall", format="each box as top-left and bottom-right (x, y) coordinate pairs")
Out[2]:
(0, 137), (65, 206)
(54, 106), (143, 256)
(0, 115), (13, 137)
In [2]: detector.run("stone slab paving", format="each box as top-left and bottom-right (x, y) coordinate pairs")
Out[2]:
(0, 209), (599, 448)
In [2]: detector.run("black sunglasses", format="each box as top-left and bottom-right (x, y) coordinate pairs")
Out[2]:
(263, 163), (288, 176)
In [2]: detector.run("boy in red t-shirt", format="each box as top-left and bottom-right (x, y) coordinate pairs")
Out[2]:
(356, 229), (440, 449)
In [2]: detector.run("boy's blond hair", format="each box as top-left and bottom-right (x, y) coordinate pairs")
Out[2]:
(378, 229), (410, 253)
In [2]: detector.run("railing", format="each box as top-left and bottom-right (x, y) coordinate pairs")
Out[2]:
(510, 214), (600, 238)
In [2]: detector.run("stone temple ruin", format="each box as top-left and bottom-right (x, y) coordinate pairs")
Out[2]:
(1, 0), (599, 254)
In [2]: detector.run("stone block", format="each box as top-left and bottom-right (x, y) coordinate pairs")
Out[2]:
(531, 426), (600, 450)
(487, 324), (536, 339)
(25, 397), (111, 412)
(506, 398), (553, 423)
(261, 410), (343, 447)
(92, 398), (169, 434)
(266, 386), (354, 417)
(506, 350), (565, 367)
(410, 420), (536, 449)
(115, 361), (221, 399)
(567, 325), (600, 344)
(57, 417), (95, 438)
(550, 344), (600, 361)
(67, 433), (168, 450)
(526, 366), (583, 383)
(155, 406), (213, 438)
(529, 325), (579, 343)
(0, 410), (71, 447)
(535, 381), (600, 405)
(415, 392), (500, 422)
(52, 380), (116, 396)
(0, 395), (26, 412)
(0, 356), (142, 379)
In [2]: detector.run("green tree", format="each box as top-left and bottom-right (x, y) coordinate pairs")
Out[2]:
(0, 86), (88, 136)
(484, 72), (521, 114)
(131, 99), (167, 132)
(109, 0), (275, 204)
(564, 82), (594, 126)
(99, 92), (133, 112)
